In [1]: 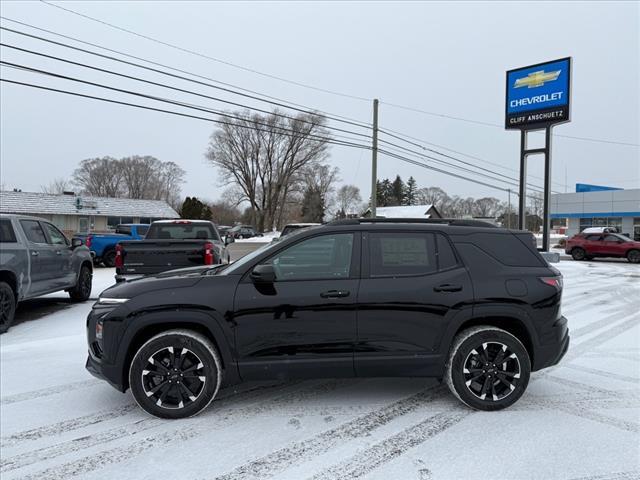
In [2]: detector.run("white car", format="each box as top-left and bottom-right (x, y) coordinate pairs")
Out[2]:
(581, 226), (619, 234)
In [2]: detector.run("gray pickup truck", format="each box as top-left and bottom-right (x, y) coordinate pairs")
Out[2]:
(0, 214), (94, 333)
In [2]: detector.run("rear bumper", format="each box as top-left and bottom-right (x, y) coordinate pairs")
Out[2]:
(533, 315), (570, 371)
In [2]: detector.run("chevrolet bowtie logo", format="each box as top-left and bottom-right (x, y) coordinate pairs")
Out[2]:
(514, 70), (561, 88)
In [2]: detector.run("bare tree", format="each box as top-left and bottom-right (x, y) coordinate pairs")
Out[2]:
(41, 178), (71, 194)
(72, 157), (123, 197)
(205, 110), (331, 231)
(416, 186), (448, 206)
(334, 184), (362, 217)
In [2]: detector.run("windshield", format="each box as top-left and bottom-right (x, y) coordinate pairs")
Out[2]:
(219, 241), (279, 275)
(614, 234), (632, 242)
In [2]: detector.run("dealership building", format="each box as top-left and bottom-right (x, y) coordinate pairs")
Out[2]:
(550, 184), (640, 240)
(0, 190), (179, 236)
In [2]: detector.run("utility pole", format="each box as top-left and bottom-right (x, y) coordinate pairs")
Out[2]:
(370, 98), (379, 217)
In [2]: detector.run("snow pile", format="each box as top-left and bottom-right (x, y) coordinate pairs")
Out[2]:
(235, 231), (280, 243)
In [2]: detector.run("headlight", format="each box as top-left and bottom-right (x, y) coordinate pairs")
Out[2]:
(97, 297), (129, 305)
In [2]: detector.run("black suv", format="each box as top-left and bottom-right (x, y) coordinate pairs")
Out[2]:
(86, 219), (569, 419)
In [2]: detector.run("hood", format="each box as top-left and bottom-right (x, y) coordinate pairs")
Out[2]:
(100, 266), (216, 299)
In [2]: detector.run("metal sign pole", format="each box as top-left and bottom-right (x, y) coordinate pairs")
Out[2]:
(518, 130), (527, 230)
(542, 126), (553, 251)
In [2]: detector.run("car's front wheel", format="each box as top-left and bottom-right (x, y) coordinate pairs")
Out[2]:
(571, 247), (587, 261)
(68, 265), (92, 301)
(129, 330), (222, 419)
(0, 282), (16, 334)
(627, 249), (640, 264)
(445, 326), (531, 411)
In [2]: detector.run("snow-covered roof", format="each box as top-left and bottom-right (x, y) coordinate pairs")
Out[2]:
(0, 190), (179, 218)
(373, 204), (438, 218)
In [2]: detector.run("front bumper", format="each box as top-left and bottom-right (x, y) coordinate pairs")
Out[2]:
(85, 354), (126, 392)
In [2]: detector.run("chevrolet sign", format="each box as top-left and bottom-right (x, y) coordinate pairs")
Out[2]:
(505, 58), (571, 129)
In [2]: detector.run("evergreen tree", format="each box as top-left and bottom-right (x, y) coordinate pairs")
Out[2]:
(390, 175), (406, 206)
(405, 176), (417, 205)
(300, 187), (325, 222)
(180, 197), (212, 220)
(380, 179), (393, 206)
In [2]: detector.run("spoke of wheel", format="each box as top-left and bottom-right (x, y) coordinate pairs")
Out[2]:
(149, 360), (169, 374)
(146, 380), (168, 396)
(157, 383), (172, 405)
(491, 380), (498, 401)
(168, 348), (176, 368)
(182, 362), (203, 374)
(175, 347), (184, 369)
(179, 381), (197, 401)
(480, 376), (491, 398)
(467, 373), (485, 383)
(497, 373), (515, 390)
(493, 346), (507, 365)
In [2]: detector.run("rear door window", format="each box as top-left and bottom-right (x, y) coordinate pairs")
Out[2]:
(369, 232), (436, 277)
(20, 220), (47, 244)
(0, 219), (17, 243)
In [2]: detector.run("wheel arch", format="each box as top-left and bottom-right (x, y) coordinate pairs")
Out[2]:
(0, 270), (18, 299)
(449, 316), (535, 367)
(118, 310), (238, 391)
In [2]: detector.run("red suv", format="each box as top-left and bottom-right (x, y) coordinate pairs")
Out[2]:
(565, 233), (640, 263)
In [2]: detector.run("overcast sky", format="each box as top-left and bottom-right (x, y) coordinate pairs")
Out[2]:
(1, 1), (638, 205)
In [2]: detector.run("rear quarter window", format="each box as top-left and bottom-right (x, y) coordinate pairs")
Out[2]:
(466, 232), (544, 267)
(436, 234), (459, 270)
(0, 219), (17, 242)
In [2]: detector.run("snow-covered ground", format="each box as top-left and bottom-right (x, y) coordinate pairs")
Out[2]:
(1, 261), (639, 480)
(234, 231), (280, 243)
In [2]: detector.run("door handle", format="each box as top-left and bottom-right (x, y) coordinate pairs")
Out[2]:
(31, 251), (39, 256)
(56, 251), (62, 255)
(434, 284), (462, 293)
(320, 290), (350, 299)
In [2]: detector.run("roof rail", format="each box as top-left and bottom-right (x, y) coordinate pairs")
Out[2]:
(327, 218), (498, 228)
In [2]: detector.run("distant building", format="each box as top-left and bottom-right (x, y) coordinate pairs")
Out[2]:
(363, 204), (442, 219)
(0, 190), (179, 235)
(551, 184), (640, 240)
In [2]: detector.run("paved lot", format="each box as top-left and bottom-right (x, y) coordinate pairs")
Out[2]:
(1, 257), (638, 480)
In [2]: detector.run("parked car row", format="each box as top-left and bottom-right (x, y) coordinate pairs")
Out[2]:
(565, 232), (640, 263)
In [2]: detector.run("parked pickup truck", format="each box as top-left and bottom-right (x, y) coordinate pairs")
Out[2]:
(115, 220), (230, 282)
(75, 224), (149, 267)
(0, 214), (93, 333)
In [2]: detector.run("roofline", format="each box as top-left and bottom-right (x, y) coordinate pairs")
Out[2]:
(327, 218), (498, 228)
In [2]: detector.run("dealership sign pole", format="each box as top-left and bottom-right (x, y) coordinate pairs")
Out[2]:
(505, 57), (571, 251)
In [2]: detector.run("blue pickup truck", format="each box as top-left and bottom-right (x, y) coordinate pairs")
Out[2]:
(76, 224), (149, 267)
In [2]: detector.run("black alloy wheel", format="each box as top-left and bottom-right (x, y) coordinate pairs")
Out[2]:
(0, 282), (16, 334)
(445, 326), (530, 411)
(69, 265), (92, 301)
(129, 330), (221, 419)
(627, 249), (640, 264)
(571, 247), (586, 261)
(103, 249), (117, 268)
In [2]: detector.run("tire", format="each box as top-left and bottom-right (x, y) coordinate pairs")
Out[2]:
(68, 264), (92, 301)
(445, 326), (531, 411)
(571, 247), (587, 261)
(102, 249), (116, 268)
(129, 330), (222, 419)
(627, 249), (640, 264)
(0, 282), (16, 334)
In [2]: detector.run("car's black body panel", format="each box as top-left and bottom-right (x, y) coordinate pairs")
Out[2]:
(87, 222), (569, 393)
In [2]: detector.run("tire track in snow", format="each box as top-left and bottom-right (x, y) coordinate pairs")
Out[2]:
(306, 410), (470, 480)
(564, 314), (640, 363)
(568, 471), (640, 480)
(212, 384), (447, 480)
(561, 364), (640, 385)
(5, 379), (359, 478)
(552, 403), (639, 433)
(0, 381), (285, 449)
(0, 379), (102, 406)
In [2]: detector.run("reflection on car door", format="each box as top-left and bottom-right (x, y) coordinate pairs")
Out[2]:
(233, 232), (360, 380)
(356, 231), (473, 377)
(601, 234), (624, 256)
(41, 222), (75, 288)
(19, 219), (54, 294)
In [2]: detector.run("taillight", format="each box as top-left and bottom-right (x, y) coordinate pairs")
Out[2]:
(115, 244), (123, 268)
(85, 235), (92, 248)
(540, 277), (563, 290)
(203, 242), (214, 265)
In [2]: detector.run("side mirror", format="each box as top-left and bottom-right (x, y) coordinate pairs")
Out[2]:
(225, 235), (234, 245)
(71, 238), (83, 248)
(251, 264), (276, 283)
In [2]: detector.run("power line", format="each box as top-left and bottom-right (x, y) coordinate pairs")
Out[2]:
(0, 63), (371, 148)
(0, 42), (371, 141)
(38, 0), (372, 102)
(378, 135), (549, 193)
(0, 19), (372, 129)
(0, 77), (370, 150)
(380, 101), (640, 147)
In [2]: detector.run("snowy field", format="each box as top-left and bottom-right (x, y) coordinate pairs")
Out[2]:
(1, 260), (639, 480)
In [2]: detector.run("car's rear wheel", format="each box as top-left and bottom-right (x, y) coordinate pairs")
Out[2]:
(571, 247), (587, 261)
(129, 330), (222, 419)
(627, 249), (640, 264)
(0, 282), (16, 334)
(102, 249), (116, 268)
(68, 265), (92, 301)
(445, 326), (530, 411)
